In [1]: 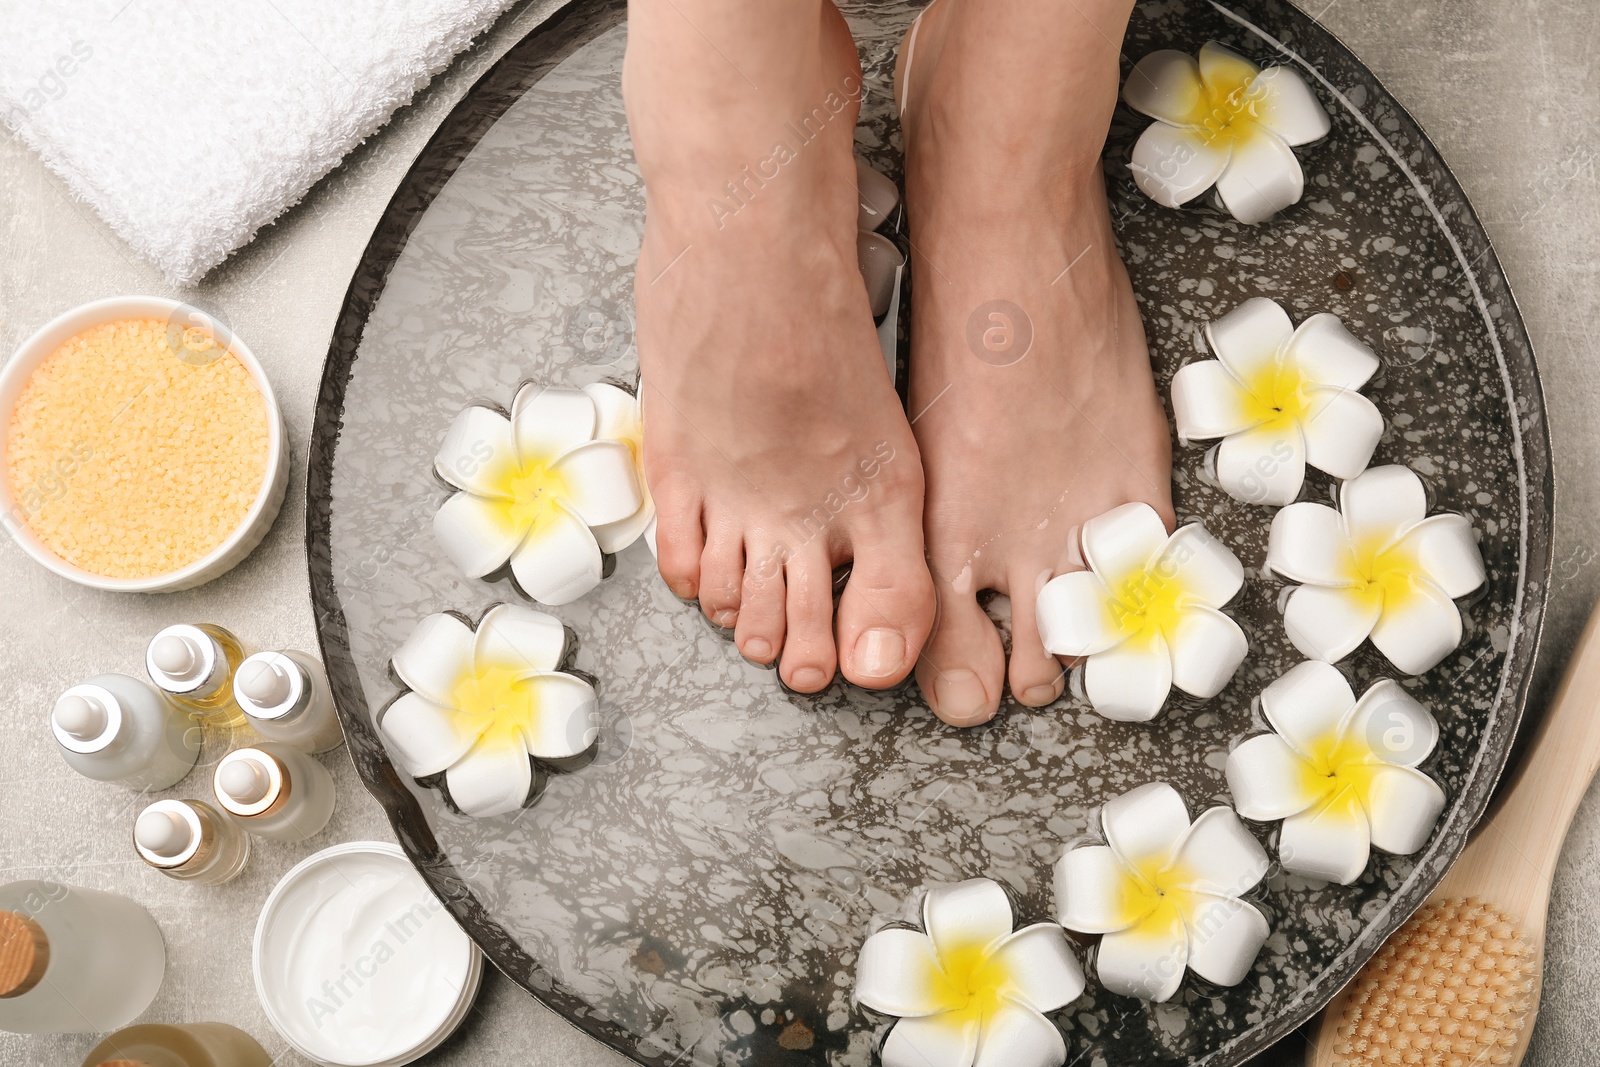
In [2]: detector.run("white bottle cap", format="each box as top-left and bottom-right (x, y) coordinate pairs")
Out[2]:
(214, 748), (287, 818)
(147, 625), (226, 697)
(133, 799), (207, 868)
(53, 694), (106, 741)
(220, 756), (270, 804)
(233, 651), (308, 722)
(239, 660), (291, 705)
(50, 683), (124, 753)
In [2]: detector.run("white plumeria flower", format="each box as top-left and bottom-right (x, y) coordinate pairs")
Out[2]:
(1036, 502), (1247, 721)
(582, 381), (655, 553)
(1124, 42), (1331, 224)
(1267, 464), (1486, 675)
(1172, 298), (1383, 506)
(855, 879), (1085, 1067)
(433, 384), (643, 606)
(379, 605), (598, 818)
(1226, 661), (1446, 884)
(1054, 783), (1270, 1002)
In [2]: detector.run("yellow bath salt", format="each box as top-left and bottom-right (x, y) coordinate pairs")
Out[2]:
(5, 318), (269, 579)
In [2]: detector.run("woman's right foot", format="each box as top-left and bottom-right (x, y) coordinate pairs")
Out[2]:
(624, 0), (935, 693)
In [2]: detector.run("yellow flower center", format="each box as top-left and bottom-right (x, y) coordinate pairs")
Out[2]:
(1110, 565), (1186, 643)
(1239, 358), (1312, 430)
(928, 942), (1011, 1024)
(1111, 855), (1204, 934)
(1193, 52), (1266, 148)
(484, 456), (573, 537)
(1292, 723), (1389, 816)
(450, 662), (539, 745)
(1345, 535), (1425, 614)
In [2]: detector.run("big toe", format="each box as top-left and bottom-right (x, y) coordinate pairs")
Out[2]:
(836, 533), (936, 689)
(915, 573), (1005, 727)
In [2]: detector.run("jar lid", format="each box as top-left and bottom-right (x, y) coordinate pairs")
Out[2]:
(51, 684), (124, 754)
(0, 911), (49, 998)
(233, 652), (307, 722)
(214, 748), (290, 818)
(146, 625), (225, 697)
(133, 799), (212, 869)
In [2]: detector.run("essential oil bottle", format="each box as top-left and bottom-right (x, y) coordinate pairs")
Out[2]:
(133, 799), (249, 886)
(51, 674), (199, 790)
(145, 623), (249, 728)
(232, 650), (344, 753)
(80, 1022), (273, 1067)
(0, 880), (165, 1034)
(212, 743), (336, 843)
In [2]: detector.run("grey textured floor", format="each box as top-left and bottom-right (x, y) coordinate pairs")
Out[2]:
(0, 1), (1594, 1066)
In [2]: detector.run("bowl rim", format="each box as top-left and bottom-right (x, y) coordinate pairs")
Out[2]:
(0, 294), (285, 592)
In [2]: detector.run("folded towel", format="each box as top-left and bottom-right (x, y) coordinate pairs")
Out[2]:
(0, 0), (526, 286)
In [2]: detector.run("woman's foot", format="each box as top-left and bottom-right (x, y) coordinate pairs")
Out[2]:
(897, 0), (1173, 725)
(625, 0), (935, 692)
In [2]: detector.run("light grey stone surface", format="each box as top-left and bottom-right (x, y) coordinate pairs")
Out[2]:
(0, 2), (1593, 1066)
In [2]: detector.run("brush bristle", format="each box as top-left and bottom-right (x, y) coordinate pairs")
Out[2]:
(1331, 897), (1536, 1066)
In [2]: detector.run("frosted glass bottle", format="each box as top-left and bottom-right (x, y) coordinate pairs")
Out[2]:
(0, 881), (164, 1034)
(232, 650), (344, 753)
(81, 1022), (273, 1067)
(145, 623), (249, 728)
(51, 674), (199, 790)
(132, 800), (250, 886)
(212, 743), (335, 842)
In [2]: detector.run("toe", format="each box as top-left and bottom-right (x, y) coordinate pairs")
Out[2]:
(836, 532), (936, 689)
(916, 573), (1005, 727)
(735, 538), (787, 665)
(1005, 565), (1067, 707)
(780, 544), (839, 693)
(652, 475), (704, 600)
(697, 517), (744, 629)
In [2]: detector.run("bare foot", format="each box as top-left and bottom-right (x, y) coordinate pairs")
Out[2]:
(897, 0), (1173, 725)
(625, 0), (935, 692)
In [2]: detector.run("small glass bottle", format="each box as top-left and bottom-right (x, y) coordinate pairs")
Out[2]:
(51, 674), (199, 790)
(0, 880), (165, 1034)
(212, 743), (335, 843)
(232, 650), (344, 753)
(132, 800), (249, 886)
(145, 623), (249, 728)
(81, 1022), (273, 1067)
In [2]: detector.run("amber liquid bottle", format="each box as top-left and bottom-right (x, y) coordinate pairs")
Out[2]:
(81, 1022), (273, 1067)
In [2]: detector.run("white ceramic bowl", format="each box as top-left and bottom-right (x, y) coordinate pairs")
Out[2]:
(0, 296), (288, 592)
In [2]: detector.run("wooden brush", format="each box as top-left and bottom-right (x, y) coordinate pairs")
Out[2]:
(1308, 601), (1600, 1067)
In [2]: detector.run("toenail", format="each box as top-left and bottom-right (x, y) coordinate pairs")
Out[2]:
(743, 637), (774, 662)
(671, 579), (696, 599)
(790, 667), (828, 691)
(851, 628), (906, 680)
(711, 608), (738, 628)
(933, 669), (989, 721)
(1022, 684), (1061, 706)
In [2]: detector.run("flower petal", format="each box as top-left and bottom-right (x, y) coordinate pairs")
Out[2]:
(1267, 502), (1359, 587)
(989, 924), (1086, 1014)
(391, 612), (474, 707)
(551, 439), (643, 528)
(881, 1013), (979, 1067)
(1103, 782), (1192, 874)
(1344, 679), (1438, 767)
(1181, 893), (1270, 987)
(1037, 571), (1123, 657)
(592, 508), (655, 556)
(472, 604), (566, 675)
(973, 999), (1067, 1067)
(1083, 632), (1174, 722)
(923, 879), (1014, 958)
(1278, 789), (1370, 884)
(511, 384), (596, 460)
(444, 734), (533, 818)
(1243, 66), (1330, 147)
(1054, 845), (1147, 934)
(1370, 578), (1463, 675)
(434, 490), (523, 579)
(1153, 524), (1244, 608)
(1215, 130), (1305, 225)
(1168, 807), (1269, 897)
(1122, 49), (1207, 126)
(1226, 734), (1330, 821)
(508, 502), (604, 606)
(1259, 659), (1357, 759)
(378, 692), (477, 777)
(1340, 465), (1427, 555)
(1198, 42), (1260, 98)
(1167, 606), (1248, 700)
(1300, 388), (1384, 481)
(435, 404), (517, 497)
(1171, 360), (1260, 443)
(1081, 502), (1169, 590)
(1216, 421), (1306, 506)
(855, 928), (945, 1017)
(1206, 297), (1294, 385)
(583, 382), (642, 443)
(1129, 123), (1231, 209)
(1095, 901), (1188, 1002)
(522, 672), (599, 758)
(1362, 764), (1447, 855)
(1394, 514), (1486, 599)
(1284, 313), (1381, 391)
(1283, 584), (1382, 664)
